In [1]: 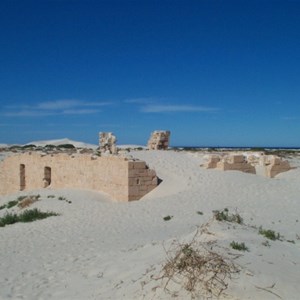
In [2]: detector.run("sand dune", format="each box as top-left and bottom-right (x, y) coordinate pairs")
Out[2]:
(0, 149), (300, 299)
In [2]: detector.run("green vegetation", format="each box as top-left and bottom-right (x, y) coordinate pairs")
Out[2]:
(259, 227), (281, 241)
(213, 208), (243, 224)
(197, 211), (203, 215)
(0, 208), (59, 227)
(58, 196), (72, 204)
(45, 144), (56, 149)
(230, 241), (249, 251)
(163, 215), (173, 221)
(21, 144), (37, 149)
(6, 200), (19, 209)
(58, 144), (75, 149)
(0, 195), (41, 210)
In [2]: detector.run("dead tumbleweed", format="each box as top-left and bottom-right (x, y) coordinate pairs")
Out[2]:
(157, 225), (240, 299)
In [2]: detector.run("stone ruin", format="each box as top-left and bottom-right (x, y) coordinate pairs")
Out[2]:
(263, 155), (292, 178)
(202, 153), (292, 178)
(147, 130), (170, 150)
(217, 155), (256, 174)
(0, 152), (158, 201)
(99, 132), (117, 154)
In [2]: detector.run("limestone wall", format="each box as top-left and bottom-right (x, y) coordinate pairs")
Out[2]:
(202, 153), (292, 178)
(0, 152), (157, 201)
(263, 155), (291, 178)
(216, 155), (256, 174)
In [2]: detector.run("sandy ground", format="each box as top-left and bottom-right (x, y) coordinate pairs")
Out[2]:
(0, 150), (300, 299)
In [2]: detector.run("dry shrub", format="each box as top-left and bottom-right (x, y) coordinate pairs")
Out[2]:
(157, 225), (239, 299)
(18, 196), (39, 209)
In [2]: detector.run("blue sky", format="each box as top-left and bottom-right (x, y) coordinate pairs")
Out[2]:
(0, 0), (300, 147)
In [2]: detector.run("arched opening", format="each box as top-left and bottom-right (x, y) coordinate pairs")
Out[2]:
(44, 166), (51, 187)
(20, 164), (26, 191)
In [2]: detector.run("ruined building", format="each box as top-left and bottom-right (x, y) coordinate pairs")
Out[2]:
(202, 154), (292, 178)
(147, 130), (170, 150)
(0, 133), (159, 201)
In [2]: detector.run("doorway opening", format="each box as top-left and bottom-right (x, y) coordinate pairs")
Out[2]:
(44, 166), (51, 187)
(20, 164), (26, 191)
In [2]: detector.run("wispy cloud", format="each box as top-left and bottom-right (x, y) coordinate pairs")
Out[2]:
(141, 104), (219, 113)
(2, 99), (112, 117)
(281, 116), (298, 120)
(124, 97), (160, 104)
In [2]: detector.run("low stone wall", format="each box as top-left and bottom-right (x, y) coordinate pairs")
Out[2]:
(202, 153), (292, 178)
(263, 156), (291, 178)
(216, 155), (256, 174)
(0, 152), (158, 201)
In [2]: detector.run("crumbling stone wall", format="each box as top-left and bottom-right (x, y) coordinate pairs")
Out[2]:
(202, 153), (292, 178)
(147, 130), (170, 150)
(202, 154), (221, 169)
(99, 132), (117, 154)
(0, 152), (158, 201)
(216, 155), (256, 174)
(262, 155), (291, 178)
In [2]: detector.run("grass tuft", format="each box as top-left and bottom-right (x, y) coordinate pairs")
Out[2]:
(0, 208), (59, 227)
(230, 241), (249, 251)
(259, 227), (281, 241)
(213, 208), (243, 224)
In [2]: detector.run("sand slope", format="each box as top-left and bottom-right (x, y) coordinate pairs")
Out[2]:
(0, 150), (300, 299)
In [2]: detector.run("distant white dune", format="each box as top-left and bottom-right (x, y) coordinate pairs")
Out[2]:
(26, 138), (98, 149)
(1, 139), (146, 150)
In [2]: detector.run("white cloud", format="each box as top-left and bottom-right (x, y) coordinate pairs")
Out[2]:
(124, 97), (158, 104)
(141, 104), (219, 113)
(63, 109), (102, 115)
(1, 99), (112, 117)
(281, 116), (298, 120)
(37, 99), (82, 110)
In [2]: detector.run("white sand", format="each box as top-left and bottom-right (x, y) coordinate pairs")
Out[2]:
(0, 150), (300, 299)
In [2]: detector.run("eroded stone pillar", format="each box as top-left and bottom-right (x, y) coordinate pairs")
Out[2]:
(147, 130), (170, 150)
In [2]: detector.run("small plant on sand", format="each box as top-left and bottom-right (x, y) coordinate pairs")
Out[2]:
(196, 211), (203, 215)
(230, 241), (249, 252)
(17, 195), (27, 202)
(47, 195), (56, 198)
(156, 226), (239, 298)
(0, 208), (59, 227)
(213, 208), (243, 224)
(259, 227), (281, 241)
(58, 196), (71, 204)
(262, 240), (271, 247)
(0, 212), (19, 227)
(163, 215), (173, 221)
(6, 200), (19, 209)
(0, 204), (6, 210)
(18, 208), (59, 222)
